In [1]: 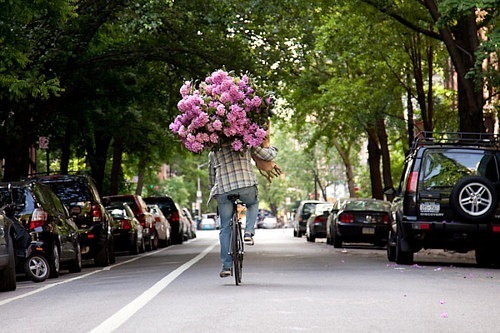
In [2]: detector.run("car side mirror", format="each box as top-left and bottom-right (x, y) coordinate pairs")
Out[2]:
(383, 186), (396, 196)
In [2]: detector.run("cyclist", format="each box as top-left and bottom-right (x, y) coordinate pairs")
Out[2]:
(209, 135), (278, 278)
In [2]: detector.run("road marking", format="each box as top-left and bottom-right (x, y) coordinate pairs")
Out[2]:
(89, 242), (217, 333)
(0, 244), (180, 306)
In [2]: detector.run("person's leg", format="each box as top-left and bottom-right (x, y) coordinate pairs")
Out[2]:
(237, 186), (258, 236)
(216, 194), (233, 271)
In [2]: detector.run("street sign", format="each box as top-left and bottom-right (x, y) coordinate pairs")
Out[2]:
(39, 136), (49, 149)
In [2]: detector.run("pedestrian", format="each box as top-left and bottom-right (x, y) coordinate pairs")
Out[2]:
(208, 134), (278, 278)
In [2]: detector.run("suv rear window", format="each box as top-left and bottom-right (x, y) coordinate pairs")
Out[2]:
(421, 149), (498, 190)
(48, 181), (93, 203)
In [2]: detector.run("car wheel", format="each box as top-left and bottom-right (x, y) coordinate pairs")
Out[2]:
(25, 254), (50, 282)
(475, 245), (494, 268)
(95, 240), (110, 267)
(68, 242), (82, 273)
(49, 244), (60, 278)
(387, 230), (396, 262)
(151, 231), (159, 250)
(130, 234), (139, 255)
(139, 236), (146, 253)
(395, 231), (413, 265)
(108, 237), (116, 264)
(450, 176), (497, 221)
(0, 235), (17, 291)
(332, 229), (342, 248)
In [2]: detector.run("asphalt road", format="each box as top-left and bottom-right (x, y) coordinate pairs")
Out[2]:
(0, 229), (498, 333)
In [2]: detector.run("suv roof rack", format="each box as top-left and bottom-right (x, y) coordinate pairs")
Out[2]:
(412, 131), (500, 150)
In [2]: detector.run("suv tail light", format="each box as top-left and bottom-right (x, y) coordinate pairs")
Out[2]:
(92, 204), (102, 222)
(407, 171), (419, 193)
(30, 208), (48, 230)
(170, 211), (180, 223)
(121, 220), (132, 230)
(339, 212), (354, 223)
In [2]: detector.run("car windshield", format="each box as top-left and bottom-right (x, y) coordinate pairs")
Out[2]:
(0, 187), (34, 214)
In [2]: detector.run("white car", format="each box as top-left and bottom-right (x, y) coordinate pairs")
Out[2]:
(148, 204), (171, 247)
(199, 218), (217, 230)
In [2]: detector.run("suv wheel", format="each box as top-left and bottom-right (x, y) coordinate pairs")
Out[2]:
(25, 254), (50, 282)
(49, 244), (60, 278)
(395, 231), (413, 265)
(95, 240), (110, 267)
(68, 242), (82, 273)
(387, 230), (396, 262)
(450, 176), (497, 221)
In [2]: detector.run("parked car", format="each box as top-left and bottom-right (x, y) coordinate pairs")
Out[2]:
(182, 207), (197, 239)
(259, 216), (279, 229)
(148, 204), (171, 247)
(385, 132), (500, 267)
(293, 200), (326, 237)
(104, 195), (157, 251)
(305, 203), (334, 242)
(33, 174), (115, 266)
(144, 196), (184, 244)
(0, 211), (17, 291)
(0, 181), (82, 279)
(202, 212), (220, 230)
(199, 217), (217, 230)
(107, 202), (145, 255)
(326, 198), (391, 248)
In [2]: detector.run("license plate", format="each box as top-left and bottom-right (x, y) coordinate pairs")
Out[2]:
(420, 202), (440, 213)
(362, 227), (375, 235)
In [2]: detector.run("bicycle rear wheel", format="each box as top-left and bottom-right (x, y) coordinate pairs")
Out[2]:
(232, 215), (243, 285)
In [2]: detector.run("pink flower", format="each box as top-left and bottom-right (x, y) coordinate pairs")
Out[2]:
(170, 69), (274, 153)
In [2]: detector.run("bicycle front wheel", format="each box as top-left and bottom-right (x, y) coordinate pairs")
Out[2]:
(232, 216), (243, 285)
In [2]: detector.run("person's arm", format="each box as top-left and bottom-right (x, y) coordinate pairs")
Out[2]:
(208, 152), (216, 188)
(252, 145), (278, 162)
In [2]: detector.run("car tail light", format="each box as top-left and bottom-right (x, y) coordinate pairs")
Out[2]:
(92, 204), (102, 222)
(314, 216), (326, 224)
(137, 214), (146, 226)
(339, 212), (354, 223)
(407, 171), (418, 193)
(121, 220), (132, 230)
(382, 213), (389, 224)
(493, 225), (500, 233)
(29, 208), (48, 230)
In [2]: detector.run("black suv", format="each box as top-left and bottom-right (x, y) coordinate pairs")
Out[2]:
(33, 175), (115, 266)
(0, 181), (82, 278)
(386, 132), (500, 267)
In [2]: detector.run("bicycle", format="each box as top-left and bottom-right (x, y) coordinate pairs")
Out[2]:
(227, 194), (246, 285)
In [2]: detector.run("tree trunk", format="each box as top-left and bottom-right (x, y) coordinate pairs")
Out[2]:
(425, 1), (484, 132)
(332, 138), (357, 198)
(135, 158), (146, 196)
(86, 130), (111, 194)
(109, 137), (124, 196)
(366, 126), (383, 200)
(60, 124), (73, 175)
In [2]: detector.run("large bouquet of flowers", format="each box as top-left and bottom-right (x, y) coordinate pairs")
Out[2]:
(169, 69), (274, 153)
